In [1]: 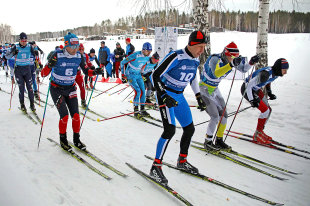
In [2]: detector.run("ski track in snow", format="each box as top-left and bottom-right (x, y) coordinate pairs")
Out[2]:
(0, 32), (310, 206)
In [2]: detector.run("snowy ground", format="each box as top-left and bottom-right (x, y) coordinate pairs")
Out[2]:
(0, 32), (310, 206)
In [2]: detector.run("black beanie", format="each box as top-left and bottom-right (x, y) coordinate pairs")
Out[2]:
(272, 58), (289, 76)
(19, 32), (27, 40)
(90, 48), (95, 53)
(188, 30), (207, 46)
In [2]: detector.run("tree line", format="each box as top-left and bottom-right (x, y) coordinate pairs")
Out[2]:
(1, 9), (309, 43)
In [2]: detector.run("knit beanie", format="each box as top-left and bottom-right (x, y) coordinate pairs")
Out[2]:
(188, 30), (207, 46)
(64, 32), (79, 47)
(224, 42), (239, 57)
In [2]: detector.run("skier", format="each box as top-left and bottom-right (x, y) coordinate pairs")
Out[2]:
(2, 43), (10, 77)
(141, 52), (160, 104)
(149, 31), (207, 185)
(98, 41), (111, 79)
(41, 32), (103, 151)
(29, 52), (40, 100)
(241, 58), (289, 144)
(5, 32), (37, 112)
(113, 42), (125, 78)
(200, 42), (260, 151)
(120, 42), (153, 118)
(125, 37), (135, 56)
(87, 48), (100, 88)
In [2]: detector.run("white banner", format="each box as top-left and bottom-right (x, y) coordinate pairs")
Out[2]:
(155, 27), (178, 62)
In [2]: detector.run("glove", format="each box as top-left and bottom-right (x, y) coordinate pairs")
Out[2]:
(121, 74), (127, 83)
(249, 98), (260, 108)
(249, 55), (260, 65)
(230, 56), (242, 67)
(13, 48), (19, 56)
(90, 65), (95, 70)
(162, 93), (178, 108)
(93, 67), (103, 75)
(267, 92), (277, 100)
(195, 93), (206, 111)
(48, 56), (57, 68)
(142, 75), (147, 82)
(34, 50), (39, 56)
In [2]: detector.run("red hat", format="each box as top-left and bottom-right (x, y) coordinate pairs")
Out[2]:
(188, 30), (207, 46)
(79, 43), (84, 51)
(224, 42), (239, 57)
(59, 45), (64, 49)
(125, 38), (131, 43)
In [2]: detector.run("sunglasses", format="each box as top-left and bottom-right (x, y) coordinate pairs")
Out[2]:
(21, 39), (27, 42)
(69, 45), (79, 49)
(152, 58), (159, 63)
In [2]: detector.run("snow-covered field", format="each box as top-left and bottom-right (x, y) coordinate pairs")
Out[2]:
(0, 31), (309, 206)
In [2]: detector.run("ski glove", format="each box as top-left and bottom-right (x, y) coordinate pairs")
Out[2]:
(162, 93), (178, 108)
(230, 56), (242, 67)
(121, 74), (127, 83)
(249, 98), (260, 108)
(196, 92), (206, 111)
(48, 56), (57, 68)
(249, 54), (260, 65)
(93, 67), (103, 75)
(13, 48), (19, 56)
(267, 92), (277, 100)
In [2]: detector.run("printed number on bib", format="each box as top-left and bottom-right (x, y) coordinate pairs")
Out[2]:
(180, 72), (194, 81)
(65, 68), (74, 76)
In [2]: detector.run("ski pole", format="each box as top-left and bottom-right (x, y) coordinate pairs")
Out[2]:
(122, 90), (134, 102)
(37, 78), (52, 149)
(117, 85), (130, 95)
(80, 74), (99, 129)
(108, 85), (129, 96)
(92, 83), (121, 98)
(97, 106), (164, 122)
(212, 69), (237, 144)
(224, 66), (256, 142)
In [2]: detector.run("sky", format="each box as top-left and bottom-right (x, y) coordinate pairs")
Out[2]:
(1, 0), (309, 35)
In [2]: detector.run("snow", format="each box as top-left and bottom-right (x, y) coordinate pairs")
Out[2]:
(0, 31), (310, 206)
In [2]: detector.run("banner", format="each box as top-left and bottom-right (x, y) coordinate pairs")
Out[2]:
(155, 27), (178, 61)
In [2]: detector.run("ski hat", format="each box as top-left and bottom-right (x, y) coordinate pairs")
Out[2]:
(116, 42), (120, 46)
(126, 38), (131, 43)
(19, 32), (27, 40)
(101, 41), (105, 44)
(152, 52), (160, 60)
(79, 43), (84, 50)
(59, 45), (64, 49)
(142, 42), (152, 51)
(224, 42), (239, 57)
(90, 48), (95, 53)
(188, 30), (207, 46)
(272, 58), (289, 76)
(64, 32), (79, 48)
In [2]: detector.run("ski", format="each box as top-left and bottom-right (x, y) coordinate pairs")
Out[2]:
(192, 140), (300, 175)
(126, 163), (193, 206)
(18, 107), (38, 125)
(79, 106), (107, 119)
(79, 112), (96, 121)
(121, 112), (163, 128)
(227, 130), (310, 155)
(191, 144), (287, 181)
(0, 87), (10, 94)
(225, 133), (310, 160)
(31, 110), (42, 124)
(144, 155), (283, 206)
(68, 141), (127, 177)
(47, 138), (112, 180)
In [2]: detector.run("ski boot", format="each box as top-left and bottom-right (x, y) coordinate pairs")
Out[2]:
(204, 135), (220, 151)
(261, 130), (273, 141)
(30, 102), (36, 112)
(5, 72), (8, 77)
(145, 98), (153, 109)
(81, 99), (87, 108)
(20, 102), (27, 112)
(133, 106), (142, 119)
(73, 133), (86, 150)
(34, 91), (39, 100)
(216, 137), (232, 151)
(60, 133), (72, 151)
(177, 153), (199, 175)
(150, 159), (168, 185)
(140, 105), (150, 117)
(253, 130), (271, 144)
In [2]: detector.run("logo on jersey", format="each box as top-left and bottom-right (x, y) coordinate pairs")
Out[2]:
(61, 62), (67, 67)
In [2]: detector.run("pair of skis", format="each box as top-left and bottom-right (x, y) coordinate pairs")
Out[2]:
(47, 138), (127, 180)
(127, 155), (284, 206)
(18, 107), (42, 125)
(225, 130), (310, 160)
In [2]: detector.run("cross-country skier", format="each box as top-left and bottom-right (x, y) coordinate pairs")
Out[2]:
(41, 32), (103, 151)
(200, 42), (260, 151)
(241, 58), (289, 144)
(149, 31), (207, 185)
(120, 42), (153, 118)
(87, 48), (100, 89)
(98, 41), (111, 79)
(5, 32), (37, 112)
(113, 42), (125, 78)
(141, 52), (159, 104)
(125, 38), (135, 56)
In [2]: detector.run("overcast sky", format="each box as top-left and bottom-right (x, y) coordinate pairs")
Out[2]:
(1, 0), (309, 35)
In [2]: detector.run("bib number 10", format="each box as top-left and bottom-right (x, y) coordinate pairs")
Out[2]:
(180, 72), (194, 81)
(65, 68), (73, 76)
